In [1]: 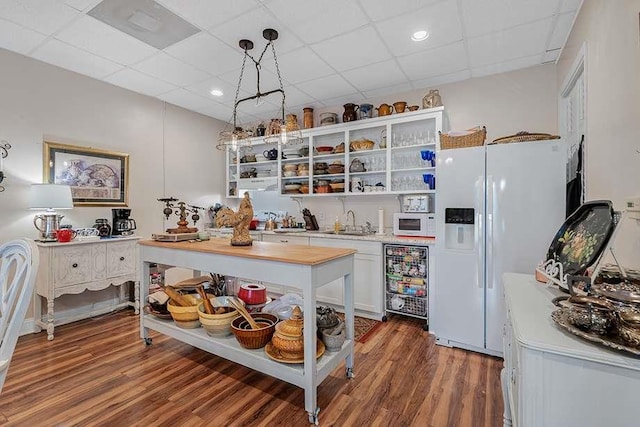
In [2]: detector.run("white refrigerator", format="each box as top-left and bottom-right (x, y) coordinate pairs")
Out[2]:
(433, 139), (566, 356)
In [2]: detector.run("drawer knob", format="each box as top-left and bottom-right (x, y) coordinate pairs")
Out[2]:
(119, 256), (125, 261)
(281, 240), (288, 243)
(72, 263), (78, 268)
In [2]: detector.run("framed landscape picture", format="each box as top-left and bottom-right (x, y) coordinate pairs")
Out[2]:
(43, 141), (129, 206)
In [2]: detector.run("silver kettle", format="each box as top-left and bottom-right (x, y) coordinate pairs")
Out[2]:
(264, 212), (277, 231)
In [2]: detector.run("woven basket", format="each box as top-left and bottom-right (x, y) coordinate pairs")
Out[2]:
(439, 126), (486, 150)
(490, 131), (560, 144)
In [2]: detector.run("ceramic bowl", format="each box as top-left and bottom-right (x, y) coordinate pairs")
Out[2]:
(283, 164), (298, 172)
(283, 170), (297, 177)
(322, 328), (346, 352)
(316, 146), (334, 154)
(167, 295), (200, 329)
(197, 296), (243, 337)
(230, 313), (278, 349)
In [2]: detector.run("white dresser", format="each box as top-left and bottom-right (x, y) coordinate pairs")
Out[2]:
(502, 273), (640, 427)
(35, 236), (140, 340)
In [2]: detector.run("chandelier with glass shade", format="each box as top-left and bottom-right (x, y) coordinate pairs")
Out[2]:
(216, 28), (302, 151)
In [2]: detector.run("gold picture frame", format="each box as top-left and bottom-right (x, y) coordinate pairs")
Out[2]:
(43, 141), (129, 206)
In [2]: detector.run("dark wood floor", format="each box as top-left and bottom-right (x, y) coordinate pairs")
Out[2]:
(0, 310), (503, 426)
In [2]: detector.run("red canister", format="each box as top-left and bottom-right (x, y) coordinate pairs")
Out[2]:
(238, 284), (267, 305)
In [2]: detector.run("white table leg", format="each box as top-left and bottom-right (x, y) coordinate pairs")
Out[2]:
(46, 297), (55, 340)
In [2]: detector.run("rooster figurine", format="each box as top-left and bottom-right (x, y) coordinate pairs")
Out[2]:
(215, 192), (254, 246)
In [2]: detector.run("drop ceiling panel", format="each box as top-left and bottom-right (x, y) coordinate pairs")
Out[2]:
(0, 0), (80, 35)
(262, 47), (334, 85)
(397, 41), (468, 80)
(471, 54), (542, 78)
(374, 0), (464, 57)
(321, 92), (366, 109)
(164, 32), (242, 76)
(208, 7), (303, 55)
(467, 19), (552, 68)
(131, 52), (210, 86)
(196, 101), (234, 123)
(341, 59), (408, 92)
(560, 0), (582, 13)
(311, 26), (391, 72)
(295, 74), (358, 100)
(543, 49), (560, 63)
(278, 85), (314, 108)
(186, 77), (249, 105)
(105, 67), (176, 96)
(156, 0), (260, 30)
(359, 0), (441, 23)
(31, 39), (123, 79)
(63, 0), (102, 12)
(219, 66), (283, 100)
(158, 88), (211, 110)
(362, 82), (413, 99)
(461, 0), (561, 38)
(548, 12), (576, 50)
(0, 18), (47, 54)
(56, 15), (158, 65)
(262, 0), (369, 44)
(412, 69), (472, 91)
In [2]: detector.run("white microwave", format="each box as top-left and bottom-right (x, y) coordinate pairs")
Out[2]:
(393, 213), (436, 237)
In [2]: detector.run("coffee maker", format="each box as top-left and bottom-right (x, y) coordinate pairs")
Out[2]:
(112, 208), (137, 236)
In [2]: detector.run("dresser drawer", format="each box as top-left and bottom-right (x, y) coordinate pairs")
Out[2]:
(53, 246), (93, 286)
(107, 241), (137, 277)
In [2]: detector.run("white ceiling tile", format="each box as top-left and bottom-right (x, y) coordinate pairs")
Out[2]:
(31, 39), (123, 79)
(412, 69), (472, 90)
(543, 49), (560, 63)
(63, 0), (102, 12)
(158, 88), (212, 110)
(208, 6), (303, 55)
(548, 12), (575, 50)
(0, 17), (47, 54)
(262, 0), (369, 44)
(156, 0), (260, 30)
(362, 82), (414, 99)
(235, 98), (281, 121)
(374, 1), (463, 58)
(0, 0), (80, 35)
(397, 41), (468, 80)
(186, 77), (249, 105)
(104, 67), (177, 96)
(279, 85), (315, 108)
(261, 47), (334, 85)
(165, 32), (242, 76)
(219, 66), (283, 101)
(560, 0), (582, 13)
(311, 26), (391, 72)
(467, 18), (552, 67)
(471, 54), (541, 78)
(341, 59), (408, 92)
(55, 15), (158, 65)
(295, 74), (358, 100)
(461, 0), (561, 38)
(359, 0), (441, 22)
(197, 101), (235, 122)
(132, 52), (210, 86)
(320, 93), (366, 109)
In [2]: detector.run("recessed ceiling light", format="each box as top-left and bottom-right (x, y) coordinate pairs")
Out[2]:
(411, 30), (429, 42)
(210, 89), (224, 97)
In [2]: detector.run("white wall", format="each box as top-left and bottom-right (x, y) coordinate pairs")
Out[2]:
(248, 64), (559, 230)
(0, 47), (226, 322)
(557, 0), (640, 265)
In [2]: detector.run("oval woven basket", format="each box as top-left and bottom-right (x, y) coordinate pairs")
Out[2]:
(439, 126), (486, 150)
(490, 131), (560, 144)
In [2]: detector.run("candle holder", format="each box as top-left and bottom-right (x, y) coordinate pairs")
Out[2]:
(158, 197), (203, 234)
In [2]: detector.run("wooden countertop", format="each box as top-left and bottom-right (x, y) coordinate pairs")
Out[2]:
(138, 237), (356, 266)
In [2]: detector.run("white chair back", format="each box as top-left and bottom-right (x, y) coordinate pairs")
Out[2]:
(0, 239), (39, 392)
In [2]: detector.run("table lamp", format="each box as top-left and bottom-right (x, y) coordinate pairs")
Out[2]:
(29, 184), (74, 242)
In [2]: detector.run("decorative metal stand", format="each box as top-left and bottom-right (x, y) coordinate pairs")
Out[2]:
(158, 197), (203, 234)
(0, 140), (12, 192)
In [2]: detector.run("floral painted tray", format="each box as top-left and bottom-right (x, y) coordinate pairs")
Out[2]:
(545, 200), (616, 276)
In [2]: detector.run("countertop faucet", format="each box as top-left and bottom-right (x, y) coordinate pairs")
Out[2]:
(346, 210), (356, 230)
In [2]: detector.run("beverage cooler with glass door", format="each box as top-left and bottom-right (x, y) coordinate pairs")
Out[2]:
(383, 243), (429, 329)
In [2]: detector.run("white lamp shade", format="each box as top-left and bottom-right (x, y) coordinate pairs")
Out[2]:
(29, 184), (74, 210)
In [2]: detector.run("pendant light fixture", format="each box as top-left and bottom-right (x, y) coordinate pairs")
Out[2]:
(216, 28), (302, 151)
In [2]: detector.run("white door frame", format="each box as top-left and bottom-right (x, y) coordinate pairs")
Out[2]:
(559, 42), (587, 201)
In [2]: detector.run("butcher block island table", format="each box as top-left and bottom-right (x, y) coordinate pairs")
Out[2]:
(138, 238), (356, 425)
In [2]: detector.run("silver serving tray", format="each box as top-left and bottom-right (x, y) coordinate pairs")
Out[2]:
(551, 308), (640, 357)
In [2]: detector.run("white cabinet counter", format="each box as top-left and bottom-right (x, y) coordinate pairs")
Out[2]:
(138, 238), (356, 425)
(35, 236), (140, 340)
(502, 273), (640, 427)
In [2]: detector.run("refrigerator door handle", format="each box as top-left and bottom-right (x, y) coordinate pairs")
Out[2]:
(477, 175), (484, 288)
(487, 175), (494, 289)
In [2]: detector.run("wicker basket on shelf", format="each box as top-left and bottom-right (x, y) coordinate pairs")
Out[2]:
(439, 126), (486, 150)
